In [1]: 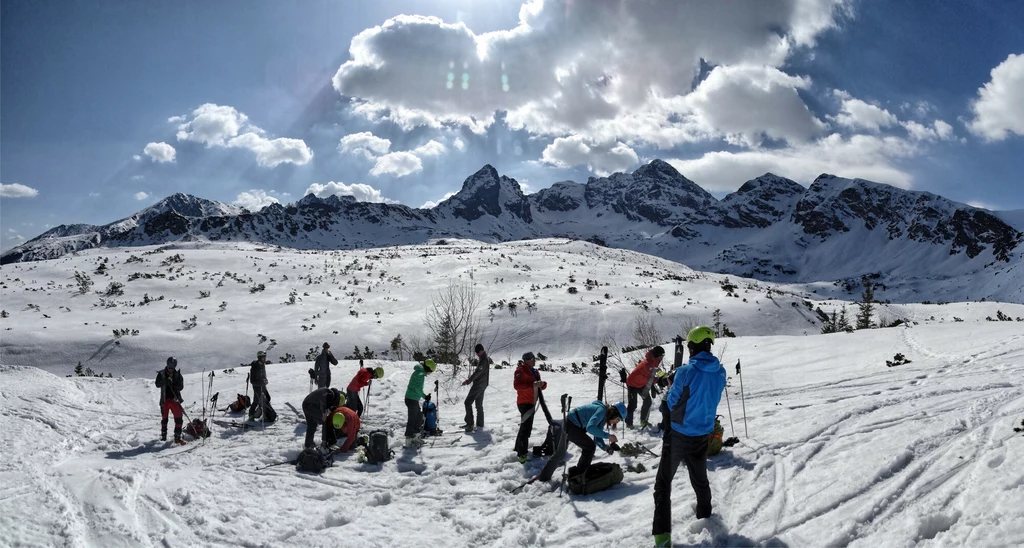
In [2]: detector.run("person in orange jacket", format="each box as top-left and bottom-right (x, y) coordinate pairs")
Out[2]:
(513, 352), (547, 463)
(626, 346), (665, 428)
(326, 405), (361, 453)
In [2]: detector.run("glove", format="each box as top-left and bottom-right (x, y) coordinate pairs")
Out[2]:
(308, 368), (315, 379)
(326, 444), (340, 453)
(607, 442), (620, 454)
(462, 380), (470, 386)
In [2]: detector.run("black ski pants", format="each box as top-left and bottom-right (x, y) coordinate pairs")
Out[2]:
(302, 402), (324, 449)
(514, 403), (536, 457)
(626, 385), (653, 427)
(652, 429), (712, 536)
(345, 389), (364, 417)
(566, 419), (597, 472)
(404, 398), (423, 438)
(464, 386), (485, 428)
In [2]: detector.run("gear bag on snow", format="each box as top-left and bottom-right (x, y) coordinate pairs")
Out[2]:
(567, 462), (624, 495)
(707, 416), (725, 456)
(366, 430), (393, 464)
(533, 420), (563, 456)
(227, 394), (251, 413)
(296, 447), (332, 474)
(423, 400), (438, 433)
(184, 419), (211, 439)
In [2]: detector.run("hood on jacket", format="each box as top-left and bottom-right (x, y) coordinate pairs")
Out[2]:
(690, 352), (721, 372)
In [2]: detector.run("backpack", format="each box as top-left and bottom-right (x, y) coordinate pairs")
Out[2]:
(423, 401), (438, 433)
(533, 420), (563, 456)
(296, 447), (331, 474)
(567, 462), (623, 495)
(184, 419), (211, 439)
(228, 394), (251, 413)
(366, 430), (393, 464)
(707, 416), (725, 456)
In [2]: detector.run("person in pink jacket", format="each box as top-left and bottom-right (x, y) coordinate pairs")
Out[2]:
(625, 346), (665, 428)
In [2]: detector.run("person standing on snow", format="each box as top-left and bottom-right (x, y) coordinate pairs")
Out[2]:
(248, 350), (277, 422)
(626, 345), (665, 428)
(513, 352), (547, 463)
(312, 342), (338, 389)
(652, 327), (727, 548)
(155, 357), (186, 444)
(326, 404), (361, 453)
(302, 387), (344, 449)
(461, 343), (490, 432)
(346, 365), (383, 417)
(564, 400), (625, 474)
(404, 359), (436, 446)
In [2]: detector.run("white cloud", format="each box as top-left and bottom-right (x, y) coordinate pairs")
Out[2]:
(412, 140), (446, 157)
(902, 119), (955, 142)
(132, 154), (142, 161)
(7, 234), (25, 243)
(541, 136), (639, 175)
(666, 133), (919, 192)
(144, 142), (177, 163)
(135, 192), (149, 201)
(967, 53), (1024, 141)
(174, 103), (312, 167)
(829, 91), (897, 132)
(333, 2), (847, 142)
(131, 175), (145, 181)
(899, 100), (935, 118)
(453, 137), (466, 151)
(370, 151), (423, 177)
(420, 192), (457, 209)
(233, 189), (281, 212)
(0, 183), (39, 198)
(167, 115), (185, 123)
(226, 133), (313, 168)
(305, 181), (397, 203)
(88, 192), (101, 198)
(339, 131), (392, 159)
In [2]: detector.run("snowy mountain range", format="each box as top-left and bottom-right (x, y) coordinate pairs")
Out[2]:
(4, 160), (1022, 302)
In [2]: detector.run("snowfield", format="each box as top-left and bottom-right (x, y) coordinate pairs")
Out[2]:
(1, 240), (1022, 547)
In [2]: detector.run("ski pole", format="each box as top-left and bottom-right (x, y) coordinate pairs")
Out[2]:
(434, 379), (440, 432)
(255, 459), (296, 471)
(723, 379), (736, 437)
(737, 360), (748, 438)
(364, 380), (372, 418)
(560, 395), (572, 498)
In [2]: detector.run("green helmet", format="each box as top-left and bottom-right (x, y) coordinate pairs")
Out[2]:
(256, 350), (267, 357)
(686, 326), (715, 345)
(424, 359), (437, 372)
(374, 366), (385, 379)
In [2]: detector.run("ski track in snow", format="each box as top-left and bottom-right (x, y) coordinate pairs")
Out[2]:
(0, 242), (1022, 547)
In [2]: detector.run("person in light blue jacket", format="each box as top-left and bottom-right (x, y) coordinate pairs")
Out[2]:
(652, 327), (727, 548)
(565, 399), (626, 473)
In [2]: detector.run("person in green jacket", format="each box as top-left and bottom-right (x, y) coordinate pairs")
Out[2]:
(405, 359), (437, 446)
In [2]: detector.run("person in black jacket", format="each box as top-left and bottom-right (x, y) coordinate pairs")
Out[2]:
(461, 344), (490, 432)
(312, 342), (338, 389)
(302, 387), (344, 449)
(248, 350), (277, 422)
(155, 357), (185, 444)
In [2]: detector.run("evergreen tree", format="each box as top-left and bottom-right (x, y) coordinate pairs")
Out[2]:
(838, 305), (852, 332)
(821, 311), (838, 334)
(712, 308), (723, 338)
(74, 362), (84, 376)
(391, 335), (404, 360)
(856, 277), (875, 330)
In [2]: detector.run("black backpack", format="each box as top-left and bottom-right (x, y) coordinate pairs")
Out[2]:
(567, 462), (624, 495)
(296, 447), (332, 474)
(184, 419), (211, 439)
(366, 430), (393, 464)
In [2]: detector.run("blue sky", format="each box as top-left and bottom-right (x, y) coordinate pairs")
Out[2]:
(2, 0), (1022, 251)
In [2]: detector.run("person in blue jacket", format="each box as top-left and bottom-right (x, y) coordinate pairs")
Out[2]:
(565, 399), (626, 474)
(652, 326), (727, 548)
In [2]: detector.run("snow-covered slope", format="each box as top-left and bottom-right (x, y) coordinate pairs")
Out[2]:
(1, 321), (1021, 547)
(3, 162), (1022, 304)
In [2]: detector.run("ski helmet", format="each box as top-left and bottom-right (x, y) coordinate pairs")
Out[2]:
(686, 326), (715, 346)
(256, 350), (267, 358)
(331, 388), (345, 408)
(651, 345), (665, 357)
(522, 352), (536, 362)
(374, 366), (385, 379)
(611, 402), (627, 421)
(166, 357), (177, 369)
(424, 359), (437, 372)
(474, 343), (485, 353)
(332, 412), (346, 430)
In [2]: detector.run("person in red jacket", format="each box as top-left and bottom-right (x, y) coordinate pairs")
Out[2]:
(326, 405), (361, 452)
(513, 352), (547, 463)
(626, 346), (665, 428)
(346, 366), (383, 417)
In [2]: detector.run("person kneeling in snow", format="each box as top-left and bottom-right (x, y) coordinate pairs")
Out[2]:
(302, 388), (344, 449)
(155, 357), (186, 445)
(651, 326), (727, 548)
(404, 359), (436, 446)
(565, 400), (626, 473)
(326, 404), (361, 452)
